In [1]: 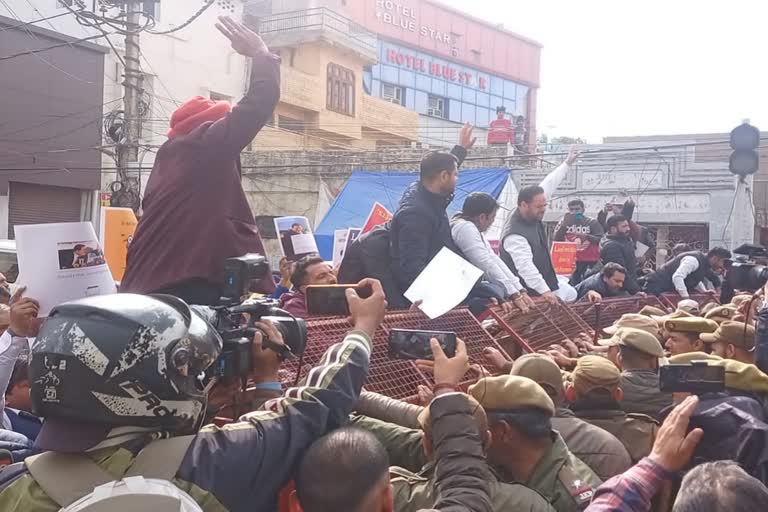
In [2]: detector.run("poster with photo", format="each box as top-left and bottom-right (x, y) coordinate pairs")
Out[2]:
(274, 216), (319, 261)
(15, 222), (118, 315)
(332, 229), (349, 268)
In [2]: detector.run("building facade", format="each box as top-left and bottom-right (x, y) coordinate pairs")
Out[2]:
(246, 0), (541, 149)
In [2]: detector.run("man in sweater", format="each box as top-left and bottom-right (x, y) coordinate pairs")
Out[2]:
(121, 17), (278, 304)
(574, 263), (629, 302)
(500, 148), (580, 304)
(554, 200), (604, 285)
(599, 215), (641, 295)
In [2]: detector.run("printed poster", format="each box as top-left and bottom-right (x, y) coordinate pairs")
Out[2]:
(332, 229), (349, 268)
(361, 202), (393, 234)
(344, 228), (362, 258)
(15, 222), (118, 315)
(99, 207), (138, 282)
(274, 216), (319, 261)
(551, 241), (578, 276)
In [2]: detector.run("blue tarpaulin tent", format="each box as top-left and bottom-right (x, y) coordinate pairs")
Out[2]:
(315, 168), (510, 260)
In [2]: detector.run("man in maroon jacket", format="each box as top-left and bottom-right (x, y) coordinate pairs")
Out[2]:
(121, 16), (279, 304)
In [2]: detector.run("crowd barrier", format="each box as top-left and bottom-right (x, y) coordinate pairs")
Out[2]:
(284, 293), (720, 401)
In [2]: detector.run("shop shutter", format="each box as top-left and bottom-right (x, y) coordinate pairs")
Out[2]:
(8, 182), (83, 239)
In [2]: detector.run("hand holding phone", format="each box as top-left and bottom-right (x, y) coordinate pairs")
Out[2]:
(306, 283), (373, 316)
(388, 329), (457, 360)
(659, 362), (725, 394)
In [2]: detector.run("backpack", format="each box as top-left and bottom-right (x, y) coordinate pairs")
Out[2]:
(24, 435), (201, 512)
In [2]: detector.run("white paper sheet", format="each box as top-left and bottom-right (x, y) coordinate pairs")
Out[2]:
(404, 248), (483, 319)
(635, 241), (650, 258)
(291, 233), (319, 255)
(332, 229), (349, 267)
(15, 222), (118, 315)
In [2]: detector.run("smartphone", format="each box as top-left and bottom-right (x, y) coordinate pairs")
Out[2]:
(659, 361), (725, 394)
(388, 329), (457, 360)
(305, 284), (372, 316)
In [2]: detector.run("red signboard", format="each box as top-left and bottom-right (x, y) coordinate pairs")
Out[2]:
(386, 49), (487, 90)
(551, 242), (578, 276)
(361, 202), (394, 234)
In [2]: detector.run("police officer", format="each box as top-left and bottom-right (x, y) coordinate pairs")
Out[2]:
(468, 375), (601, 512)
(509, 354), (632, 481)
(663, 316), (718, 356)
(638, 305), (667, 318)
(701, 321), (756, 364)
(599, 314), (662, 367)
(599, 328), (671, 419)
(566, 355), (659, 463)
(704, 305), (739, 325)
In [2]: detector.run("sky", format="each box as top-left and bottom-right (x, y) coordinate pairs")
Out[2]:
(441, 0), (767, 142)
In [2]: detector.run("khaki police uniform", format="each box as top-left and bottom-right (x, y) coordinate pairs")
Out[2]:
(638, 305), (667, 318)
(731, 294), (754, 309)
(600, 328), (671, 419)
(510, 354), (632, 481)
(602, 314), (662, 340)
(570, 355), (659, 463)
(468, 376), (601, 512)
(704, 305), (738, 325)
(700, 321), (755, 351)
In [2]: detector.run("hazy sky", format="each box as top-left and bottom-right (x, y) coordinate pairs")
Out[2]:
(441, 0), (766, 142)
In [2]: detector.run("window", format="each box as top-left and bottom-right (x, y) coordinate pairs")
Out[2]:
(327, 63), (355, 116)
(382, 83), (404, 106)
(427, 95), (448, 119)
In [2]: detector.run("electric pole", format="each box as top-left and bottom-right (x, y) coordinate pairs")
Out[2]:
(118, 0), (143, 205)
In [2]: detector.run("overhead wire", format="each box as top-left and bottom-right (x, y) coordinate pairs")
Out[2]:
(146, 0), (215, 35)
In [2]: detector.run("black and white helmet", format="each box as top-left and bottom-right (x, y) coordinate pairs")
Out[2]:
(30, 294), (222, 433)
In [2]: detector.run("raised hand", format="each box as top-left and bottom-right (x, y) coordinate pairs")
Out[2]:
(459, 123), (477, 150)
(215, 16), (269, 58)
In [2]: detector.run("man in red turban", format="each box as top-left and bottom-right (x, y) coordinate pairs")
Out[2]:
(121, 16), (280, 304)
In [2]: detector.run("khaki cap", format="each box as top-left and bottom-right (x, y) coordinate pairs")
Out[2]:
(418, 394), (486, 434)
(639, 305), (667, 318)
(571, 355), (620, 394)
(509, 354), (564, 402)
(663, 316), (718, 335)
(700, 321), (755, 350)
(603, 314), (660, 338)
(468, 375), (555, 416)
(731, 295), (754, 308)
(653, 309), (694, 325)
(704, 305), (738, 324)
(611, 327), (665, 358)
(667, 352), (722, 364)
(666, 354), (768, 393)
(677, 299), (700, 314)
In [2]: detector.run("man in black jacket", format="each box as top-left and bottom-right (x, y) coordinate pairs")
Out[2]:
(575, 263), (629, 302)
(389, 124), (476, 298)
(599, 215), (641, 295)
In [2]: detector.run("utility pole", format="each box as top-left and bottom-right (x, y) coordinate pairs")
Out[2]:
(118, 0), (143, 204)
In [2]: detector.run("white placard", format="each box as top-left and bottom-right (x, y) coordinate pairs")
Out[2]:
(15, 222), (118, 315)
(332, 229), (349, 267)
(635, 241), (651, 258)
(405, 248), (483, 319)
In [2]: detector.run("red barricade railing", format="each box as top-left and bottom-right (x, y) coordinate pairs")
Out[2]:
(282, 308), (509, 401)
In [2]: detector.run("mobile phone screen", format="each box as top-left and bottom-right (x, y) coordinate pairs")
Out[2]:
(305, 285), (372, 316)
(659, 364), (725, 394)
(388, 329), (457, 360)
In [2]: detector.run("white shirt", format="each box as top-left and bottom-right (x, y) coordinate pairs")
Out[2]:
(502, 161), (572, 294)
(451, 218), (523, 297)
(0, 330), (30, 430)
(672, 256), (709, 298)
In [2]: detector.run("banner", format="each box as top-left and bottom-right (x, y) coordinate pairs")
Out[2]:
(551, 241), (578, 276)
(361, 202), (393, 234)
(99, 207), (138, 282)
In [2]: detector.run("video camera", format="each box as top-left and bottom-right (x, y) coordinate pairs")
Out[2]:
(722, 244), (768, 302)
(193, 254), (307, 379)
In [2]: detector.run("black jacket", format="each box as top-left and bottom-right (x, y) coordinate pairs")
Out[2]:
(389, 146), (467, 295)
(642, 251), (717, 295)
(574, 272), (629, 300)
(599, 234), (640, 294)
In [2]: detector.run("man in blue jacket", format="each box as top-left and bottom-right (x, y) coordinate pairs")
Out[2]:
(389, 123), (476, 299)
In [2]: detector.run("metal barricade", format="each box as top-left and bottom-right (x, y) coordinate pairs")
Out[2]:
(660, 293), (720, 310)
(282, 308), (509, 400)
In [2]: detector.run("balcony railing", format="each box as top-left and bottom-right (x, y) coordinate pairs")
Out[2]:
(254, 8), (377, 61)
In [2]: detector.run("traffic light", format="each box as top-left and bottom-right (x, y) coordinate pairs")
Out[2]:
(729, 122), (760, 177)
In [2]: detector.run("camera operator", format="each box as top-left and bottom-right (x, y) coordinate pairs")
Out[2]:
(121, 17), (280, 304)
(0, 279), (387, 511)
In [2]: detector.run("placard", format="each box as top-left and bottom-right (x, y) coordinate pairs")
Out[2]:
(361, 202), (393, 234)
(551, 241), (578, 276)
(99, 207), (138, 282)
(274, 216), (319, 261)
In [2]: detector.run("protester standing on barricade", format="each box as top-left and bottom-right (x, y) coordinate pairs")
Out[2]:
(599, 215), (642, 295)
(451, 192), (536, 314)
(121, 17), (279, 305)
(500, 147), (581, 304)
(554, 200), (604, 285)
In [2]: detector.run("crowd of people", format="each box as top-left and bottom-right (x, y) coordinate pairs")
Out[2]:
(1, 15), (767, 512)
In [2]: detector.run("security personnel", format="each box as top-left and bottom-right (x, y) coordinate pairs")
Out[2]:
(566, 355), (659, 463)
(510, 354), (632, 481)
(599, 314), (662, 367)
(704, 305), (739, 325)
(599, 328), (671, 419)
(701, 321), (756, 365)
(638, 305), (667, 318)
(468, 375), (601, 512)
(350, 394), (555, 512)
(663, 316), (718, 356)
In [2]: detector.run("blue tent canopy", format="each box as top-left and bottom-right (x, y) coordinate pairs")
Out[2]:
(315, 167), (509, 260)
